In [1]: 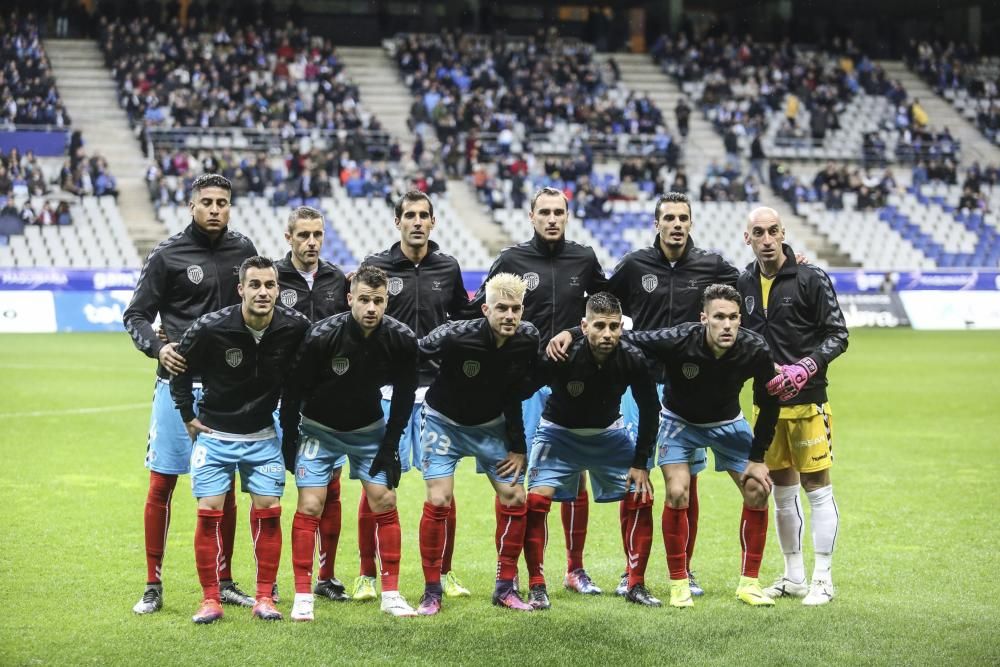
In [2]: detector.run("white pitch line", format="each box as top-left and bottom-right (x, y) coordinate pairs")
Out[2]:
(0, 403), (148, 419)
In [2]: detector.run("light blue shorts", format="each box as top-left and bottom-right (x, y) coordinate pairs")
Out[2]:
(381, 398), (423, 473)
(522, 385), (552, 454)
(420, 409), (523, 485)
(656, 410), (752, 474)
(622, 385), (707, 476)
(190, 433), (285, 498)
(145, 379), (203, 475)
(296, 418), (389, 487)
(274, 405), (346, 470)
(527, 420), (647, 502)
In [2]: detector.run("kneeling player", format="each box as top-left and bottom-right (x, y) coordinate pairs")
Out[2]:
(414, 273), (540, 614)
(283, 264), (420, 620)
(171, 256), (311, 623)
(525, 293), (661, 608)
(625, 284), (780, 607)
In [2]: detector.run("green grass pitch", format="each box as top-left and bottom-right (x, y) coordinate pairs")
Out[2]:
(1, 328), (998, 666)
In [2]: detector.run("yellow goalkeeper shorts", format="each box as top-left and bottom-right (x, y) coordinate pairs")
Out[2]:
(752, 402), (834, 473)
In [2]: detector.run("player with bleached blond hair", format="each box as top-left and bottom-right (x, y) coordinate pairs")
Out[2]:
(413, 273), (541, 615)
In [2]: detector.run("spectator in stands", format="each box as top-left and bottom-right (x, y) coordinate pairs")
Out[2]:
(675, 97), (691, 138)
(26, 169), (48, 196)
(35, 201), (56, 225)
(56, 201), (72, 225)
(958, 186), (985, 212)
(0, 165), (11, 197)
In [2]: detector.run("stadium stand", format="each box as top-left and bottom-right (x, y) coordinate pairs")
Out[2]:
(907, 40), (1000, 146)
(393, 30), (674, 162)
(0, 12), (71, 128)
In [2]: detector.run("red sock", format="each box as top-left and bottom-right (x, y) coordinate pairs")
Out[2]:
(219, 486), (237, 581)
(317, 476), (342, 581)
(686, 474), (700, 572)
(495, 499), (527, 582)
(250, 506), (282, 600)
(358, 490), (376, 577)
(662, 505), (689, 580)
(419, 502), (451, 585)
(291, 511), (320, 594)
(623, 494), (654, 588)
(740, 505), (768, 578)
(373, 508), (402, 592)
(143, 471), (177, 584)
(523, 493), (551, 587)
(562, 488), (589, 572)
(441, 496), (457, 574)
(194, 508), (224, 601)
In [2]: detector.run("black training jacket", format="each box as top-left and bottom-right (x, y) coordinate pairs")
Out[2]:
(124, 222), (258, 379)
(533, 337), (660, 467)
(171, 304), (311, 434)
(471, 233), (609, 342)
(608, 236), (739, 330)
(274, 254), (349, 322)
(364, 240), (469, 386)
(419, 318), (540, 454)
(283, 312), (418, 449)
(624, 323), (779, 461)
(737, 245), (849, 406)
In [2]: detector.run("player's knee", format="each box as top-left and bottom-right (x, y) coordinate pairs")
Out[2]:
(498, 485), (526, 507)
(667, 489), (689, 508)
(297, 494), (324, 517)
(743, 480), (768, 507)
(366, 487), (397, 513)
(252, 495), (280, 510)
(427, 489), (452, 507)
(800, 470), (830, 492)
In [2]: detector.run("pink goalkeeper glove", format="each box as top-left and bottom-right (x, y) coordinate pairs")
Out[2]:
(766, 357), (819, 401)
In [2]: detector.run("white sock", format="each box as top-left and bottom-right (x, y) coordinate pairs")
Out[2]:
(773, 484), (805, 583)
(806, 485), (839, 582)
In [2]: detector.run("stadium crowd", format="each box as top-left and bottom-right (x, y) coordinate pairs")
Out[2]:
(146, 145), (447, 207)
(98, 15), (386, 143)
(396, 29), (667, 156)
(1, 11), (71, 127)
(906, 39), (1000, 145)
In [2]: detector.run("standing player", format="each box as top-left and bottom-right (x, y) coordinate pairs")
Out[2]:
(414, 273), (540, 615)
(274, 205), (351, 603)
(473, 186), (609, 595)
(124, 174), (258, 614)
(359, 191), (472, 601)
(605, 191), (739, 597)
(283, 264), (420, 620)
(738, 207), (848, 606)
(523, 293), (661, 609)
(170, 256), (311, 623)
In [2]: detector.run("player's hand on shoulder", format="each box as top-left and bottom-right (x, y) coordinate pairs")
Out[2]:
(545, 331), (573, 361)
(184, 418), (212, 442)
(496, 452), (526, 485)
(158, 342), (187, 376)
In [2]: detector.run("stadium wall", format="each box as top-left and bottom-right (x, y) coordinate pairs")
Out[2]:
(1, 268), (999, 333)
